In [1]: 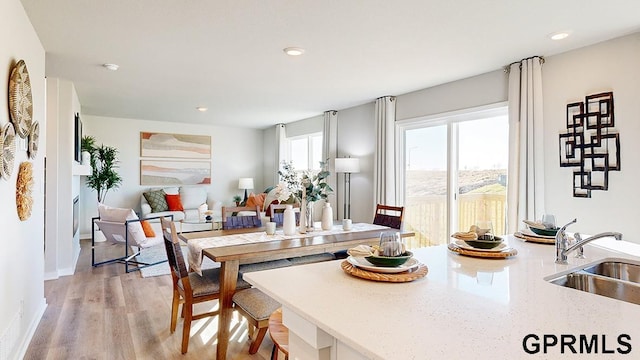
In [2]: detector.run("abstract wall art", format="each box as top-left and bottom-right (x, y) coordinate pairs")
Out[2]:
(140, 132), (211, 159)
(559, 91), (621, 198)
(140, 160), (211, 185)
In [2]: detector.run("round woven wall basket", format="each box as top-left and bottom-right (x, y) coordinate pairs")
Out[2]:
(8, 59), (33, 139)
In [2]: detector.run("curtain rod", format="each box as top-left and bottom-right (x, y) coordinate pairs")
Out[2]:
(503, 56), (545, 73)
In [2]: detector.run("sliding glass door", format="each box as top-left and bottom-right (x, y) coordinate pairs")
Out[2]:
(399, 105), (508, 248)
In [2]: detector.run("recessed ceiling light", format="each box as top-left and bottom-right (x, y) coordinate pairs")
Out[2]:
(550, 32), (570, 41)
(102, 63), (119, 71)
(196, 107), (208, 112)
(283, 47), (305, 56)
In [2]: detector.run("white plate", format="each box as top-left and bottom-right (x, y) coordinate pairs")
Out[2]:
(347, 256), (420, 274)
(453, 240), (512, 252)
(519, 228), (555, 239)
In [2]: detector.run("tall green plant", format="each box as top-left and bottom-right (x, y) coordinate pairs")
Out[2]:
(82, 135), (123, 203)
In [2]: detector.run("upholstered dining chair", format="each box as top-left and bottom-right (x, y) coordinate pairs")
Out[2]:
(159, 217), (252, 354)
(232, 288), (281, 354)
(221, 205), (262, 229)
(92, 203), (168, 273)
(268, 203), (300, 226)
(373, 204), (405, 230)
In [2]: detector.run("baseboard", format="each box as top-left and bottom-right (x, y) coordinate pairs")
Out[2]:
(44, 246), (81, 280)
(43, 271), (59, 281)
(14, 297), (47, 359)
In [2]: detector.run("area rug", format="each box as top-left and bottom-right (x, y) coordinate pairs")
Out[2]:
(135, 244), (219, 278)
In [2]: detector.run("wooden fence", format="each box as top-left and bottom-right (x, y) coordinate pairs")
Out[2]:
(404, 193), (506, 249)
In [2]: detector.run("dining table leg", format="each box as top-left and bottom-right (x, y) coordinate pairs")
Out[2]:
(217, 259), (239, 360)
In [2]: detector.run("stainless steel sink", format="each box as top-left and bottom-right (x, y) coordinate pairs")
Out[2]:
(581, 261), (640, 283)
(547, 258), (640, 305)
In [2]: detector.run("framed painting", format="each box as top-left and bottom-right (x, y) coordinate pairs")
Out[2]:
(140, 132), (211, 159)
(140, 160), (211, 185)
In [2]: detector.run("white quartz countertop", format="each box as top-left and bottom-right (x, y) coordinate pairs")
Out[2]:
(244, 236), (640, 359)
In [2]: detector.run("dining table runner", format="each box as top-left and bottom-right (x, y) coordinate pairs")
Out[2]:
(187, 223), (389, 275)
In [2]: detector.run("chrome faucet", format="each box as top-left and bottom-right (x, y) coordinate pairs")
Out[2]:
(555, 218), (623, 264)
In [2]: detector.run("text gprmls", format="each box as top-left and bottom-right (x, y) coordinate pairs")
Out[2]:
(522, 334), (632, 355)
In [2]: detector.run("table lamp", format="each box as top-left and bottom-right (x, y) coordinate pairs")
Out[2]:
(238, 177), (254, 203)
(335, 158), (360, 219)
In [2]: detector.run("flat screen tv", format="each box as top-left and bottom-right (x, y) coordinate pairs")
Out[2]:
(74, 112), (82, 163)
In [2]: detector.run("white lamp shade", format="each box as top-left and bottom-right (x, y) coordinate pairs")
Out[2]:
(335, 158), (360, 173)
(238, 177), (254, 190)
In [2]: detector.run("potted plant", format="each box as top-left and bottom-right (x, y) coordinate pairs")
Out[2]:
(82, 135), (123, 203)
(233, 195), (242, 206)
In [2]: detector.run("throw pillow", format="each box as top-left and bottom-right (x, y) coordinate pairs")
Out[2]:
(143, 189), (168, 213)
(165, 194), (184, 211)
(140, 220), (156, 237)
(180, 186), (207, 209)
(98, 203), (132, 222)
(246, 193), (266, 210)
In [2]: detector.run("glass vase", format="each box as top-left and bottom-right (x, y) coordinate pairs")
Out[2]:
(305, 201), (315, 231)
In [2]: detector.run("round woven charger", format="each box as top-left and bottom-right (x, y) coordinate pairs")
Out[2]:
(513, 231), (555, 244)
(447, 242), (517, 259)
(341, 260), (428, 283)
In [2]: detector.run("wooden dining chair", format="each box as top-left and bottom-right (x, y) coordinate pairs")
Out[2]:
(268, 203), (300, 226)
(160, 217), (252, 354)
(373, 204), (405, 230)
(221, 205), (262, 229)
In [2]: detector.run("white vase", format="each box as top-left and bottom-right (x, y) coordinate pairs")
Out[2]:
(81, 151), (91, 165)
(321, 202), (333, 230)
(283, 205), (296, 235)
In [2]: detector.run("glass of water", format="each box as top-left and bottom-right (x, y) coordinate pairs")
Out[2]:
(379, 232), (403, 257)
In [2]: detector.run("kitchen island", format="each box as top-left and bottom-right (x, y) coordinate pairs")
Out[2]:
(244, 235), (640, 359)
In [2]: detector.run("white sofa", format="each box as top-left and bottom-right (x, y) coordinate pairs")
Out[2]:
(140, 186), (221, 223)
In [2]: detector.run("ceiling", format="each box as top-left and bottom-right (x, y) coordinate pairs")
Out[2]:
(20, 0), (640, 129)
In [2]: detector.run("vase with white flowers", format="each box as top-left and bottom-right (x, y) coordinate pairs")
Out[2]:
(278, 160), (333, 230)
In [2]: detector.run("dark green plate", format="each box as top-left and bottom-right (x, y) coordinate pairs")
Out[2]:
(529, 227), (559, 236)
(463, 236), (503, 249)
(365, 251), (413, 267)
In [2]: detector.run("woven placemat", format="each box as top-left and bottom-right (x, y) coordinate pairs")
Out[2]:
(447, 242), (517, 259)
(341, 260), (428, 282)
(513, 231), (555, 244)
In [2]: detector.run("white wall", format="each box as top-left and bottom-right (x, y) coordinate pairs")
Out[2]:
(336, 103), (376, 222)
(0, 0), (47, 358)
(396, 69), (508, 121)
(79, 116), (265, 237)
(44, 78), (82, 279)
(543, 32), (640, 240)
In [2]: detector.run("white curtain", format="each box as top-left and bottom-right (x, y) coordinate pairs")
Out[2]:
(373, 96), (397, 207)
(322, 110), (338, 216)
(506, 57), (545, 233)
(274, 123), (286, 185)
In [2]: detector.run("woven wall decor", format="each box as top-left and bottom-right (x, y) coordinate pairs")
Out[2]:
(1, 122), (17, 180)
(559, 91), (621, 198)
(16, 161), (34, 221)
(8, 60), (33, 139)
(28, 121), (39, 159)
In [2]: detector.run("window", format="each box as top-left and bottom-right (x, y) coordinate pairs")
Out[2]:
(287, 133), (323, 171)
(398, 104), (508, 248)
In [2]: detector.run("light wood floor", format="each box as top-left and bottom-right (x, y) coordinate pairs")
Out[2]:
(25, 239), (276, 360)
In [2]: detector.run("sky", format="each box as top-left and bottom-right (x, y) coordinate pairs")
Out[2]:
(406, 116), (509, 171)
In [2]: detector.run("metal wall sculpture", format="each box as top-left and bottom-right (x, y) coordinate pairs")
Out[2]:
(559, 91), (620, 198)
